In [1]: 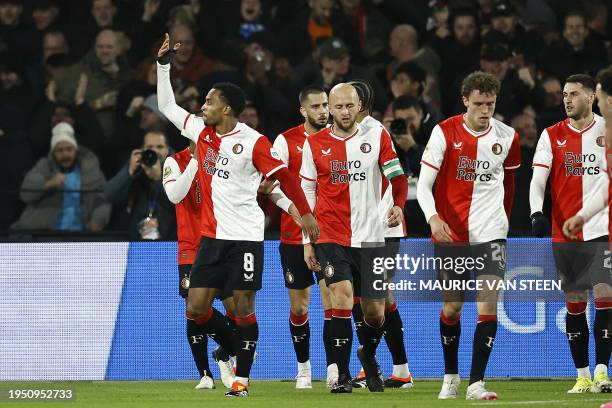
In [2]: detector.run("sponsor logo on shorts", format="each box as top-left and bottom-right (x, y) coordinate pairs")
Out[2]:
(181, 277), (190, 289)
(492, 143), (502, 155)
(597, 135), (606, 147)
(360, 143), (371, 153)
(324, 264), (335, 278)
(285, 270), (294, 284)
(233, 143), (244, 154)
(243, 272), (254, 282)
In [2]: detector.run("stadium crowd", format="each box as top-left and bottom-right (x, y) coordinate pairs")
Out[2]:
(1, 0), (610, 238)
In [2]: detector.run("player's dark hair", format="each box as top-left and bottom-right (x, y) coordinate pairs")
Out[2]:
(392, 94), (423, 113)
(348, 79), (374, 113)
(597, 66), (612, 96)
(565, 74), (596, 93)
(212, 82), (246, 117)
(299, 85), (327, 105)
(461, 71), (501, 97)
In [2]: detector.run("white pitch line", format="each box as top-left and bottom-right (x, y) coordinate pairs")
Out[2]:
(469, 399), (608, 406)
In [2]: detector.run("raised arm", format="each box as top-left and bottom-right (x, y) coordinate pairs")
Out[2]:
(156, 33), (204, 142)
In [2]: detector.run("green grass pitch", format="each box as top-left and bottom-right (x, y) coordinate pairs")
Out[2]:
(1, 380), (611, 408)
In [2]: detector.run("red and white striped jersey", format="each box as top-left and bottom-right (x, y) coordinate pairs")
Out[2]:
(181, 116), (287, 241)
(163, 148), (200, 264)
(360, 116), (407, 238)
(533, 115), (608, 242)
(300, 124), (403, 247)
(421, 114), (521, 242)
(273, 124), (308, 244)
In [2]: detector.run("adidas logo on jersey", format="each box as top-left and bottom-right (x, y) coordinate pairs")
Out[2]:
(556, 139), (567, 147)
(321, 148), (332, 156)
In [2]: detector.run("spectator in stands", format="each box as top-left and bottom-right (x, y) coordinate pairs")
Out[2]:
(509, 113), (539, 235)
(68, 0), (119, 59)
(539, 10), (608, 80)
(0, 0), (31, 64)
(42, 29), (69, 61)
(104, 130), (176, 241)
(31, 0), (60, 32)
(385, 93), (435, 147)
(239, 101), (263, 133)
(168, 23), (217, 83)
(386, 62), (442, 122)
(387, 24), (441, 81)
(429, 6), (481, 109)
(537, 76), (565, 129)
(56, 29), (133, 140)
(487, 0), (545, 64)
(337, 0), (391, 58)
(281, 0), (360, 64)
(11, 122), (110, 231)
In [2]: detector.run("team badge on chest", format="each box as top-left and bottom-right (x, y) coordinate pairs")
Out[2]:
(360, 142), (371, 153)
(491, 143), (503, 155)
(233, 143), (244, 154)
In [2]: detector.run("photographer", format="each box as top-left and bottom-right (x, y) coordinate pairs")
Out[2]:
(104, 130), (176, 240)
(386, 94), (432, 177)
(387, 94), (431, 237)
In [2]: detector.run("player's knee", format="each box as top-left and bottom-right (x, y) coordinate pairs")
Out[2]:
(594, 283), (612, 299)
(290, 303), (308, 316)
(565, 290), (588, 303)
(233, 291), (256, 316)
(186, 300), (210, 317)
(442, 302), (463, 319)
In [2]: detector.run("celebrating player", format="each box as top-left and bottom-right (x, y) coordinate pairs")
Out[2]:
(349, 80), (413, 389)
(264, 86), (336, 389)
(156, 33), (318, 398)
(301, 83), (407, 393)
(531, 74), (611, 394)
(417, 71), (520, 400)
(162, 140), (237, 390)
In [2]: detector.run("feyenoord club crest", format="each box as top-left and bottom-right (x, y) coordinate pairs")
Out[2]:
(360, 142), (371, 153)
(181, 276), (190, 290)
(233, 143), (244, 154)
(597, 135), (606, 147)
(285, 270), (294, 284)
(324, 264), (335, 278)
(492, 143), (503, 155)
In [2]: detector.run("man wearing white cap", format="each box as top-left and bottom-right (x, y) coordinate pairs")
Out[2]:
(11, 122), (110, 231)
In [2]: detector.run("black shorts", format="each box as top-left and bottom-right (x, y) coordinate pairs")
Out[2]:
(280, 243), (322, 289)
(190, 237), (264, 292)
(434, 240), (507, 281)
(383, 237), (401, 281)
(178, 264), (233, 299)
(552, 236), (611, 292)
(315, 243), (386, 299)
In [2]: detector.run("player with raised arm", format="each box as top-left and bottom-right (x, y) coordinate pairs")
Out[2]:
(348, 80), (413, 389)
(532, 74), (611, 394)
(156, 34), (319, 398)
(162, 140), (237, 390)
(263, 86), (337, 389)
(417, 71), (520, 400)
(301, 83), (408, 393)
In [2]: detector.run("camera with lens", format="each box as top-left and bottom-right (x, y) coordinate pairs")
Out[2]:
(140, 149), (158, 167)
(390, 118), (408, 135)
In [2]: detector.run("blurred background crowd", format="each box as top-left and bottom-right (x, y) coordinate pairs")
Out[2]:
(1, 0), (610, 240)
